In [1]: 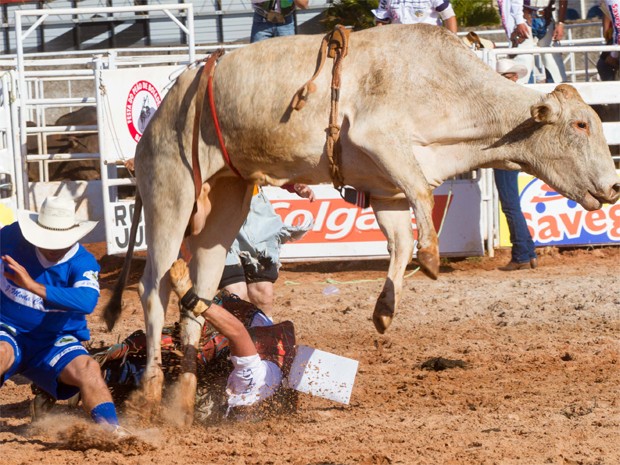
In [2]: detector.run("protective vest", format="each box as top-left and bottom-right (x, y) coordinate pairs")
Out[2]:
(250, 321), (296, 375)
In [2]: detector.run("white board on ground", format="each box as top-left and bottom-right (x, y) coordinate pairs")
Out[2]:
(286, 345), (359, 405)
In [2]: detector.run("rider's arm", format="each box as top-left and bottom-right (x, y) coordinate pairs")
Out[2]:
(201, 303), (257, 358)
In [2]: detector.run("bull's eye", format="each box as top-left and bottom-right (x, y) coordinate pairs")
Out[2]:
(573, 121), (589, 133)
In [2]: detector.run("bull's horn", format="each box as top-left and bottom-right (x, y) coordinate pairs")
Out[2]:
(552, 84), (585, 103)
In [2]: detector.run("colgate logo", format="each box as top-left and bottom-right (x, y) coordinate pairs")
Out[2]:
(273, 195), (451, 243)
(521, 179), (620, 245)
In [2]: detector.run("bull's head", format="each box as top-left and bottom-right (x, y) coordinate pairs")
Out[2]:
(526, 84), (620, 210)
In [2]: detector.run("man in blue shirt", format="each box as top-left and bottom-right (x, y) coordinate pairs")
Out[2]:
(0, 196), (125, 434)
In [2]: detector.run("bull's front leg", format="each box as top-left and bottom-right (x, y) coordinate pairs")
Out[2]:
(371, 197), (415, 334)
(346, 124), (440, 280)
(135, 174), (195, 423)
(136, 265), (171, 421)
(407, 185), (439, 280)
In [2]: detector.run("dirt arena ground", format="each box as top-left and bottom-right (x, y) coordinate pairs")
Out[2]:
(1, 244), (619, 465)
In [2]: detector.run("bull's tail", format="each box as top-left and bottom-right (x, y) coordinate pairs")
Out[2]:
(103, 192), (143, 331)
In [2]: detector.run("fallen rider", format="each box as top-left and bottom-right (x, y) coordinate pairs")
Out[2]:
(32, 259), (297, 422)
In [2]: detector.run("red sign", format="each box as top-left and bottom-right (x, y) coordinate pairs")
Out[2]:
(273, 195), (452, 243)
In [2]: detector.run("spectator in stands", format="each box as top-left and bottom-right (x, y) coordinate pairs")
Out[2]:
(597, 0), (620, 81)
(372, 0), (458, 32)
(250, 0), (308, 43)
(497, 0), (533, 83)
(494, 60), (539, 271)
(498, 1), (567, 83)
(523, 0), (568, 83)
(0, 196), (127, 435)
(497, 0), (567, 84)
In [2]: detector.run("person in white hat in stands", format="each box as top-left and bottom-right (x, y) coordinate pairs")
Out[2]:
(0, 196), (127, 435)
(498, 0), (568, 83)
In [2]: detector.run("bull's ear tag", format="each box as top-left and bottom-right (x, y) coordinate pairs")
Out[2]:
(340, 187), (370, 209)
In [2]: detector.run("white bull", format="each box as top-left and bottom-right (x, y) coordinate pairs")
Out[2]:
(104, 24), (620, 424)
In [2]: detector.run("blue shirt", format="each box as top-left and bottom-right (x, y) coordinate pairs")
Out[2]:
(0, 222), (100, 341)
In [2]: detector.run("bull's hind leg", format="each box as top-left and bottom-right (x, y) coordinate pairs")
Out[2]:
(370, 197), (415, 334)
(173, 177), (252, 426)
(136, 180), (195, 422)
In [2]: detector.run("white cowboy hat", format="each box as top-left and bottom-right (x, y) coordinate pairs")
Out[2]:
(496, 59), (528, 79)
(17, 196), (98, 250)
(462, 31), (495, 50)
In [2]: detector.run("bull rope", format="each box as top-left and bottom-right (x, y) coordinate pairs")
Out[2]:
(292, 25), (351, 191)
(185, 49), (245, 237)
(191, 49), (228, 201)
(192, 49), (245, 194)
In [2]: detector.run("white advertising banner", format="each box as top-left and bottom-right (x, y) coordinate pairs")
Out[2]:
(99, 66), (179, 255)
(104, 181), (484, 259)
(99, 65), (181, 164)
(267, 180), (485, 261)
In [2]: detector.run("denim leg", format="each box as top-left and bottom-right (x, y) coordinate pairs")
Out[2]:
(250, 14), (276, 43)
(274, 17), (295, 36)
(250, 12), (294, 43)
(597, 53), (617, 81)
(494, 169), (536, 263)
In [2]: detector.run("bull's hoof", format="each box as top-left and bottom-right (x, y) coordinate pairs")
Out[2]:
(125, 390), (159, 424)
(417, 249), (439, 280)
(372, 303), (394, 334)
(126, 370), (164, 423)
(167, 373), (197, 427)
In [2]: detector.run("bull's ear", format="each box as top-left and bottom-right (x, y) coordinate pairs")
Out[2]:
(531, 94), (561, 124)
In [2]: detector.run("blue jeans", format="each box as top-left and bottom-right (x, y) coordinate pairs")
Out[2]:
(250, 12), (295, 43)
(494, 169), (537, 263)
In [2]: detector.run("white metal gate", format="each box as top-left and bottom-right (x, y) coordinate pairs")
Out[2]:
(0, 72), (18, 227)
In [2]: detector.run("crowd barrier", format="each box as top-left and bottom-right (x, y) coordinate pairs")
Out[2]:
(1, 6), (619, 261)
